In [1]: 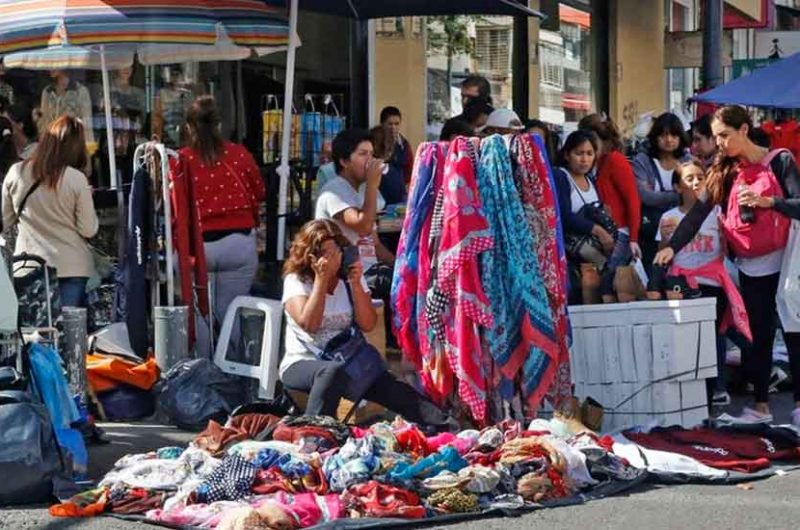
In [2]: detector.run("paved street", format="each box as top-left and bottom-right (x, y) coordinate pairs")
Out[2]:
(2, 393), (799, 530)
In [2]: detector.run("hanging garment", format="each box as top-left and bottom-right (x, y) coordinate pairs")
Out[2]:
(478, 135), (558, 412)
(120, 167), (150, 358)
(169, 155), (210, 346)
(510, 134), (571, 407)
(391, 143), (444, 369)
(427, 137), (494, 423)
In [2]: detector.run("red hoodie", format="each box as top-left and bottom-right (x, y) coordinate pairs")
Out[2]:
(595, 150), (642, 241)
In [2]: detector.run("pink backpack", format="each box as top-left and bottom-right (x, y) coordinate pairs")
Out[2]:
(722, 149), (791, 258)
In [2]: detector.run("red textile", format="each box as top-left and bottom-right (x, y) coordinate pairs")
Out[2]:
(169, 154), (210, 343)
(342, 481), (426, 519)
(177, 142), (266, 233)
(436, 137), (495, 423)
(595, 151), (642, 241)
(625, 427), (800, 473)
(761, 120), (800, 163)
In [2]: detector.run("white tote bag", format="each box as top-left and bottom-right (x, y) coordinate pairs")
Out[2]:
(776, 220), (800, 332)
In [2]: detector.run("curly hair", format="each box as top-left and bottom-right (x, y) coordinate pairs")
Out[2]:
(282, 219), (350, 283)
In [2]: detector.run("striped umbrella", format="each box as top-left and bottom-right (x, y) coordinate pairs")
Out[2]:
(0, 0), (288, 54)
(0, 0), (289, 189)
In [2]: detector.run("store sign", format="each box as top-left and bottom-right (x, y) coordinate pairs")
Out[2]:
(754, 31), (800, 59)
(664, 31), (733, 69)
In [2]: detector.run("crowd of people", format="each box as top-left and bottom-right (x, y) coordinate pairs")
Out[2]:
(2, 68), (799, 430)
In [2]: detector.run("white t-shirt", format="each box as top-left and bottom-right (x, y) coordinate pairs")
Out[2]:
(654, 158), (674, 191)
(315, 176), (379, 270)
(657, 206), (722, 286)
(279, 273), (370, 377)
(568, 175), (600, 214)
(737, 249), (785, 278)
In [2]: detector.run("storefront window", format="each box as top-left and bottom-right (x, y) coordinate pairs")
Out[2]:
(538, 3), (594, 126)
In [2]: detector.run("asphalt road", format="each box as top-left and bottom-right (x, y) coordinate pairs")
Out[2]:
(2, 393), (799, 530)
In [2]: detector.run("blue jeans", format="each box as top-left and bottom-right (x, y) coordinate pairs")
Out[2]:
(601, 232), (632, 296)
(59, 277), (88, 308)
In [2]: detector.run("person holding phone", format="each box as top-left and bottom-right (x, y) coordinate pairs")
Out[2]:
(280, 219), (452, 428)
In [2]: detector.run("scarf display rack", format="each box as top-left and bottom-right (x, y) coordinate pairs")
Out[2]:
(392, 133), (572, 426)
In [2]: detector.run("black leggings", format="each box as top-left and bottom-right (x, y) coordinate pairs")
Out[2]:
(282, 359), (450, 427)
(739, 271), (800, 403)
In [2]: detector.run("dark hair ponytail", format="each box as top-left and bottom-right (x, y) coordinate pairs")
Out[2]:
(186, 95), (223, 165)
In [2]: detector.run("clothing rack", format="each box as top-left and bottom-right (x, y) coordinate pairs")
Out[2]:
(132, 141), (177, 308)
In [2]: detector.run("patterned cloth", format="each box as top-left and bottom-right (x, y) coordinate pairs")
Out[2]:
(510, 134), (572, 407)
(391, 143), (444, 370)
(477, 135), (558, 413)
(427, 137), (494, 423)
(195, 455), (257, 504)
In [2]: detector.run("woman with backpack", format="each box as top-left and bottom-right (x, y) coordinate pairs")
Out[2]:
(633, 112), (692, 271)
(2, 115), (98, 308)
(655, 105), (800, 426)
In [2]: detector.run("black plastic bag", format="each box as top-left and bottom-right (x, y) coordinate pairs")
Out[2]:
(0, 389), (64, 505)
(156, 359), (246, 431)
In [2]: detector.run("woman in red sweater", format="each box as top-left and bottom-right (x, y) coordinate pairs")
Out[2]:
(179, 96), (266, 355)
(578, 114), (642, 299)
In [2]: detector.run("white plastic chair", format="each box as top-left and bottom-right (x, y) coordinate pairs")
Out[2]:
(213, 296), (283, 400)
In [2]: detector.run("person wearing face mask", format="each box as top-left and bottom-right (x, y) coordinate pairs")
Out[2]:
(632, 112), (691, 271)
(655, 105), (800, 426)
(315, 128), (395, 301)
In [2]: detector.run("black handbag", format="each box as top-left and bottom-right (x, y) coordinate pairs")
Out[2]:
(564, 173), (618, 259)
(300, 282), (386, 408)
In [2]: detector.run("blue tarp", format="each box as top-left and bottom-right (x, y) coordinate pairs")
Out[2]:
(297, 0), (544, 19)
(693, 52), (800, 109)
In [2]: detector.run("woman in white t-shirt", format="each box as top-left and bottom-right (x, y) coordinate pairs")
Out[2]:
(280, 219), (451, 428)
(655, 159), (751, 406)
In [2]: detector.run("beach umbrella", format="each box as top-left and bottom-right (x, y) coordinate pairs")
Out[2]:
(0, 0), (289, 188)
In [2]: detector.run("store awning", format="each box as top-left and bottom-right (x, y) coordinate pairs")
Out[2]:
(692, 51), (800, 109)
(296, 0), (544, 19)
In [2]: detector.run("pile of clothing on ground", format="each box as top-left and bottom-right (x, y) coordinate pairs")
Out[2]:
(50, 411), (647, 529)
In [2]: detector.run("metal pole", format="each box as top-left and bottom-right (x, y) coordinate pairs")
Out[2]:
(702, 0), (724, 89)
(61, 307), (88, 401)
(154, 306), (189, 372)
(276, 0), (300, 261)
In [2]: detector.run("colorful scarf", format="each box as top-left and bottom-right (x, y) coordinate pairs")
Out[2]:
(391, 143), (443, 369)
(426, 137), (494, 422)
(510, 134), (572, 407)
(477, 135), (558, 412)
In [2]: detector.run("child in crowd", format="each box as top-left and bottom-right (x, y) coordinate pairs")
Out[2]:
(655, 159), (751, 406)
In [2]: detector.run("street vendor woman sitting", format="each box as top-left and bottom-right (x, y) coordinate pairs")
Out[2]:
(279, 219), (452, 429)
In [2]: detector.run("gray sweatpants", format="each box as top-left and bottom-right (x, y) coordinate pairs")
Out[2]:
(195, 230), (258, 359)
